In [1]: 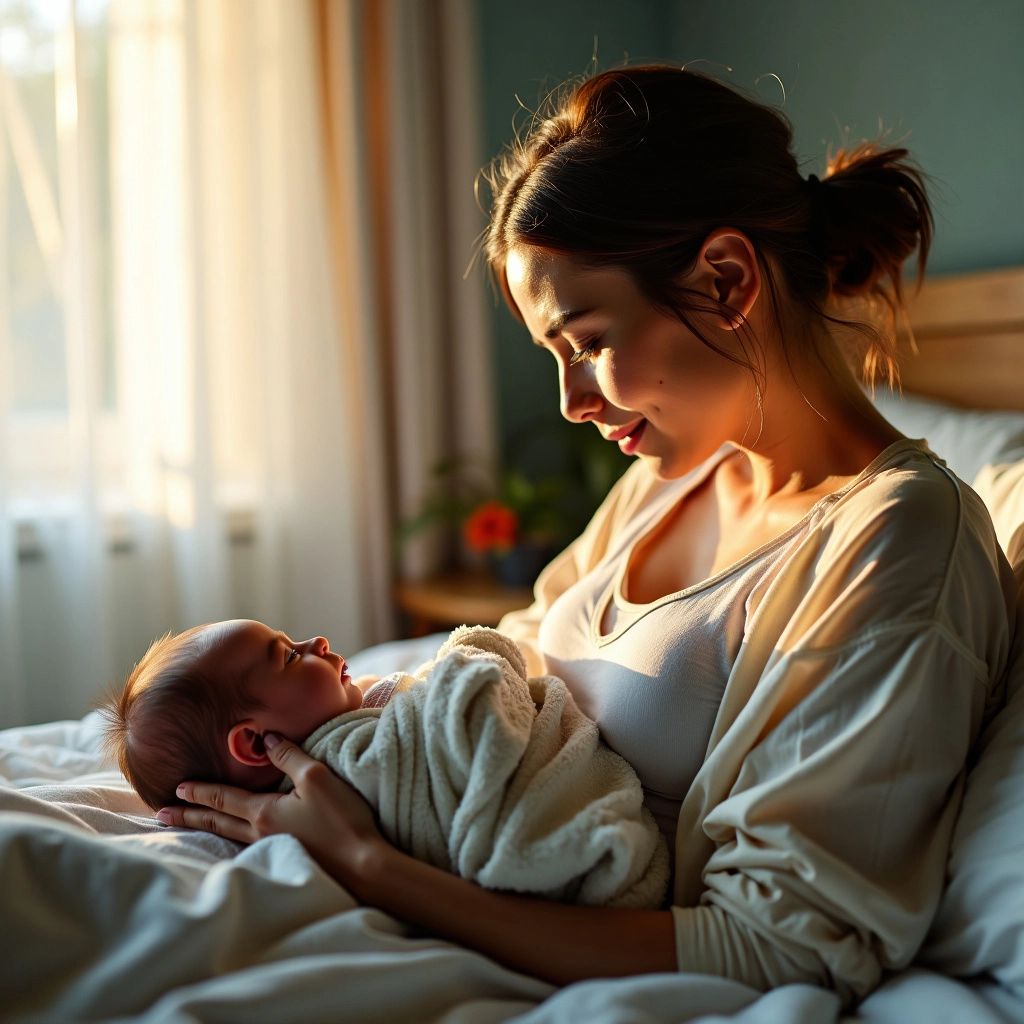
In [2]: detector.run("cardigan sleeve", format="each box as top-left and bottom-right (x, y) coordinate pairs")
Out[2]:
(672, 622), (992, 1003)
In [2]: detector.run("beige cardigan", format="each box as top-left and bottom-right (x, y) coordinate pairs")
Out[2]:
(499, 440), (1017, 1003)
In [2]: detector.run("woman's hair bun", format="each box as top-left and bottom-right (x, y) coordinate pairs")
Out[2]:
(482, 65), (936, 387)
(817, 144), (933, 306)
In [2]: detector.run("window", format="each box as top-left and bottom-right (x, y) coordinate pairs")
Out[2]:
(2, 0), (119, 508)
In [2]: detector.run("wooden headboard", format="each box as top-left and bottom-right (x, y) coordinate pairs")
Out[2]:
(900, 266), (1024, 412)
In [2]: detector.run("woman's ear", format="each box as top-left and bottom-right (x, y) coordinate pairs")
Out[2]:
(695, 229), (761, 329)
(227, 720), (271, 766)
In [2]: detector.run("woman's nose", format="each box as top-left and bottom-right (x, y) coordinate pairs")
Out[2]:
(559, 363), (603, 423)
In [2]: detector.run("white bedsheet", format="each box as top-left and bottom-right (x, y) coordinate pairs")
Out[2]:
(1, 634), (1021, 1023)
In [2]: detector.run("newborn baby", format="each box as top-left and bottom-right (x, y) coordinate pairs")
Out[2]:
(104, 620), (668, 907)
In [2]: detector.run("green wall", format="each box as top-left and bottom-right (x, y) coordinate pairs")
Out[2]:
(669, 0), (1024, 274)
(475, 0), (1023, 471)
(476, 0), (673, 461)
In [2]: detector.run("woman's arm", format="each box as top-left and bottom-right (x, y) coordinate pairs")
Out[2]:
(160, 733), (676, 985)
(356, 843), (677, 983)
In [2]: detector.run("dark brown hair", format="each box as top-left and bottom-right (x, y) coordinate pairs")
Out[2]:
(100, 626), (260, 811)
(483, 64), (933, 387)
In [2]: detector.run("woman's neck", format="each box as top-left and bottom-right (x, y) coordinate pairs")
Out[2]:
(721, 323), (903, 505)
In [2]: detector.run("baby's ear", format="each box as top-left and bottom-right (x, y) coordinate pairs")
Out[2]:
(226, 721), (271, 766)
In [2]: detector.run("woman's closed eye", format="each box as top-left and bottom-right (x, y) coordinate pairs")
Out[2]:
(568, 336), (602, 366)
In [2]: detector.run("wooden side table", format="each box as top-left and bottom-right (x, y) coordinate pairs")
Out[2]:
(394, 571), (534, 637)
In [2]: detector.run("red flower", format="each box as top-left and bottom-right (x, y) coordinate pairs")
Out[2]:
(463, 501), (519, 553)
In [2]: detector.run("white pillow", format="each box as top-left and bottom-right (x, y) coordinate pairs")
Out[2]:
(975, 463), (1024, 568)
(918, 605), (1024, 993)
(877, 392), (1024, 991)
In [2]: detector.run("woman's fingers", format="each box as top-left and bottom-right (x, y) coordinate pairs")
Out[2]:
(157, 779), (285, 844)
(155, 733), (385, 877)
(158, 802), (256, 844)
(174, 779), (254, 819)
(153, 737), (319, 844)
(261, 732), (339, 795)
(262, 731), (306, 776)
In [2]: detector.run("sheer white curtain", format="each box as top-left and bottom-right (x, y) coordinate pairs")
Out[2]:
(0, 0), (494, 727)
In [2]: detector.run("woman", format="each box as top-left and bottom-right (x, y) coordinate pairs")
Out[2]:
(160, 66), (1016, 1004)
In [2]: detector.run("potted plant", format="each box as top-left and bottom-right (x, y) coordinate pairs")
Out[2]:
(401, 418), (629, 588)
(401, 459), (567, 586)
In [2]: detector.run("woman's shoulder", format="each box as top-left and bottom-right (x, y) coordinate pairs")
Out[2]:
(823, 441), (1001, 568)
(825, 441), (964, 548)
(774, 441), (1015, 653)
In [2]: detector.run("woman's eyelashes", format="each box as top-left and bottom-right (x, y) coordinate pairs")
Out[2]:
(568, 336), (602, 366)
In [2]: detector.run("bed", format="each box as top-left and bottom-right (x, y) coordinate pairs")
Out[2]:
(2, 267), (1023, 1023)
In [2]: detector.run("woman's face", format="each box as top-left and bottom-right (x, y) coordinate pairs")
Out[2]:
(504, 245), (757, 480)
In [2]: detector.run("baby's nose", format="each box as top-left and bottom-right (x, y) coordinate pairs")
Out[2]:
(296, 635), (330, 656)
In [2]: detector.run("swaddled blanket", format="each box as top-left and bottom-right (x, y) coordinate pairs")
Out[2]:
(294, 626), (669, 908)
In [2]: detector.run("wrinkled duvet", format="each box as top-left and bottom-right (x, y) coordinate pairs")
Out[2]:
(1, 633), (1022, 1024)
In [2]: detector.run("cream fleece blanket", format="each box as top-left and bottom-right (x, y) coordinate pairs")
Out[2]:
(295, 626), (669, 908)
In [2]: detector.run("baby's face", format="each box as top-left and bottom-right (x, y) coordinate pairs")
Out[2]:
(201, 620), (362, 743)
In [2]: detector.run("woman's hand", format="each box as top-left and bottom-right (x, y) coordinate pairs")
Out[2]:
(161, 736), (677, 985)
(157, 733), (383, 885)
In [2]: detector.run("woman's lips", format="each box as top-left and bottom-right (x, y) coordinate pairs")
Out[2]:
(617, 420), (647, 455)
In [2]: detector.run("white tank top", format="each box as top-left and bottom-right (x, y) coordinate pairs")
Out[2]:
(538, 451), (837, 848)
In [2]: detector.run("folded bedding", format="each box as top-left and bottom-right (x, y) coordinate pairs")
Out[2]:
(296, 625), (670, 908)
